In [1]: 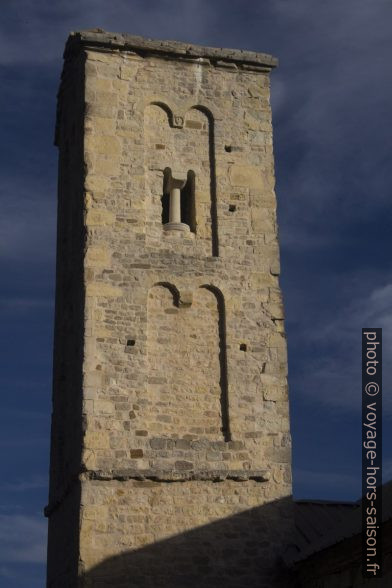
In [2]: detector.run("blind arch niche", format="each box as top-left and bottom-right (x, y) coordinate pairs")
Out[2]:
(146, 283), (230, 440)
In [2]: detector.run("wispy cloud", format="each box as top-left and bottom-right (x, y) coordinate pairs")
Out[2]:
(0, 476), (48, 493)
(0, 0), (216, 66)
(290, 280), (392, 413)
(0, 409), (48, 421)
(0, 177), (56, 262)
(0, 437), (48, 449)
(268, 0), (392, 250)
(0, 298), (53, 312)
(0, 1), (217, 267)
(0, 514), (46, 563)
(2, 0), (391, 256)
(0, 565), (18, 580)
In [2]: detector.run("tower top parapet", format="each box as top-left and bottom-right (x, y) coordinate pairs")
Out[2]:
(64, 28), (278, 71)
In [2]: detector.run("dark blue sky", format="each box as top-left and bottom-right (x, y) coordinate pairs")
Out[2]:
(1, 1), (391, 586)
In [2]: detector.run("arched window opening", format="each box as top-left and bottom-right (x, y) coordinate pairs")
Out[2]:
(162, 168), (196, 233)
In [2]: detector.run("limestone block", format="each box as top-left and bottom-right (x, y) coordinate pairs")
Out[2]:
(86, 50), (121, 65)
(244, 111), (261, 131)
(86, 117), (116, 133)
(263, 386), (286, 401)
(85, 103), (117, 119)
(119, 64), (138, 80)
(84, 431), (111, 450)
(197, 190), (210, 203)
(269, 332), (286, 348)
(270, 259), (281, 275)
(85, 135), (121, 156)
(84, 175), (111, 192)
(249, 272), (268, 289)
(112, 79), (130, 96)
(94, 91), (118, 107)
(95, 157), (121, 176)
(251, 207), (275, 233)
(85, 209), (115, 226)
(247, 83), (264, 98)
(85, 246), (111, 266)
(86, 282), (123, 297)
(268, 301), (285, 320)
(229, 165), (265, 189)
(85, 77), (113, 93)
(95, 400), (114, 415)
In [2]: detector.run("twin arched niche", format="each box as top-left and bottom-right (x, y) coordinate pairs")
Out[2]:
(144, 103), (218, 255)
(146, 284), (230, 440)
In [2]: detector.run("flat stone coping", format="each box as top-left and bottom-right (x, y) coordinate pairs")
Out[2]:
(84, 468), (271, 483)
(65, 29), (278, 70)
(44, 468), (270, 516)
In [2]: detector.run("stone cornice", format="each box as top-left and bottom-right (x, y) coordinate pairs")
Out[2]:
(44, 468), (270, 517)
(83, 468), (271, 483)
(64, 29), (278, 71)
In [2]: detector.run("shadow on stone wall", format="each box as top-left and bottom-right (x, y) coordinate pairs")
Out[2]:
(80, 495), (298, 588)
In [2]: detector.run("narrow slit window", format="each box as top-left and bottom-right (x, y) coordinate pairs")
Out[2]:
(181, 170), (196, 233)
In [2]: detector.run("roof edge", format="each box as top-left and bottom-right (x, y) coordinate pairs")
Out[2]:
(65, 29), (278, 70)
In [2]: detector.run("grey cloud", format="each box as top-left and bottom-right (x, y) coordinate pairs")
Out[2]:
(0, 475), (48, 493)
(291, 279), (392, 414)
(0, 297), (53, 311)
(0, 178), (56, 261)
(0, 0), (217, 66)
(0, 514), (47, 563)
(267, 0), (392, 250)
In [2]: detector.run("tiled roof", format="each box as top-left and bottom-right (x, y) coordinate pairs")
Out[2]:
(285, 480), (392, 565)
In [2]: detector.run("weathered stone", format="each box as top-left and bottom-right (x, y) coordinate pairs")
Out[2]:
(85, 208), (115, 226)
(229, 165), (265, 189)
(85, 135), (122, 156)
(47, 29), (293, 588)
(86, 282), (122, 297)
(150, 438), (166, 449)
(85, 246), (112, 267)
(94, 399), (114, 415)
(130, 449), (144, 458)
(175, 460), (194, 471)
(67, 30), (279, 69)
(84, 431), (110, 450)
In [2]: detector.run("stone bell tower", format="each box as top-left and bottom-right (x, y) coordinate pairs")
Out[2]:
(46, 30), (293, 587)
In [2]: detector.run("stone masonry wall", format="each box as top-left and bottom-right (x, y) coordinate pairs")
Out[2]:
(47, 31), (294, 587)
(46, 49), (86, 587)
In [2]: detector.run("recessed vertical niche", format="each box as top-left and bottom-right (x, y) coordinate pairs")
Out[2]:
(144, 102), (218, 255)
(143, 102), (174, 231)
(184, 107), (219, 255)
(146, 283), (230, 440)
